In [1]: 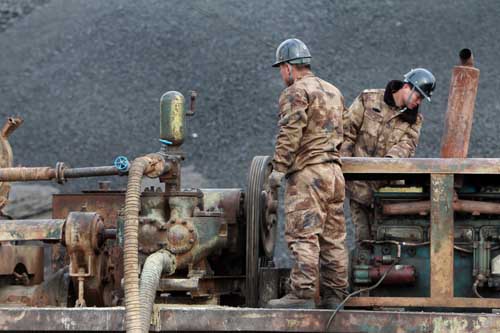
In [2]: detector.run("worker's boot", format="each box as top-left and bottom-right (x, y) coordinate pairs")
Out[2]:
(266, 293), (315, 309)
(320, 289), (347, 309)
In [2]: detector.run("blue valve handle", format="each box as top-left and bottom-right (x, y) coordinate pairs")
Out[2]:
(159, 139), (173, 145)
(114, 156), (130, 172)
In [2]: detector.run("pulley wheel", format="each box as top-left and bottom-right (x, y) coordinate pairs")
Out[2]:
(245, 155), (279, 307)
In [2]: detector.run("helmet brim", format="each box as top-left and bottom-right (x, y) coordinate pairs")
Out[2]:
(272, 56), (311, 68)
(414, 85), (432, 102)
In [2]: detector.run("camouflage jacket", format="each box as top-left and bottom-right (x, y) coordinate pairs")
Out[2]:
(272, 73), (345, 174)
(340, 87), (423, 205)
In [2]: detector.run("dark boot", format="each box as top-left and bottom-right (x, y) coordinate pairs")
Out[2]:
(320, 289), (347, 309)
(266, 293), (315, 309)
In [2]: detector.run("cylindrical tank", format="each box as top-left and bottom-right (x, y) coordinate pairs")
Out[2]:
(353, 264), (416, 285)
(160, 91), (185, 147)
(440, 49), (480, 158)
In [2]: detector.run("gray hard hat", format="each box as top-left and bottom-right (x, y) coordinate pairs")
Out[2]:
(272, 38), (312, 67)
(403, 68), (436, 102)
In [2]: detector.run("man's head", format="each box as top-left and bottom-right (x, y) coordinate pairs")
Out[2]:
(396, 68), (436, 110)
(273, 38), (312, 86)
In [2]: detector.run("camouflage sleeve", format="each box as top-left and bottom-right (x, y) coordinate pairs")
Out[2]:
(272, 86), (309, 172)
(385, 115), (423, 158)
(340, 94), (365, 157)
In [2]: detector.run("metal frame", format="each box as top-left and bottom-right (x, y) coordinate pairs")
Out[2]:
(0, 307), (499, 332)
(343, 157), (500, 309)
(1, 157), (500, 331)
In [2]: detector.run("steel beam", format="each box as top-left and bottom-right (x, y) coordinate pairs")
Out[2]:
(347, 296), (500, 308)
(0, 219), (65, 241)
(341, 157), (500, 175)
(0, 307), (499, 332)
(430, 174), (454, 298)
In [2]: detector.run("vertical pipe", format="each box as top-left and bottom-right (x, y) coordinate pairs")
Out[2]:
(440, 49), (480, 158)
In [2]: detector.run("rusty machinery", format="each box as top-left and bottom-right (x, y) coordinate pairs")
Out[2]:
(344, 49), (500, 311)
(0, 90), (282, 332)
(0, 49), (500, 333)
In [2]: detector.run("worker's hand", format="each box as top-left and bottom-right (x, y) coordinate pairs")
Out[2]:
(268, 170), (285, 188)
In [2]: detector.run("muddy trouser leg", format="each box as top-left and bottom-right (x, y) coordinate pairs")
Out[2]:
(349, 199), (372, 242)
(319, 163), (348, 296)
(284, 164), (334, 299)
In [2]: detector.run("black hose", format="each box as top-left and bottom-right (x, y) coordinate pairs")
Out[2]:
(325, 262), (396, 332)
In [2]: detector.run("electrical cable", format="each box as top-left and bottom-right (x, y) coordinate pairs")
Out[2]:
(325, 262), (396, 332)
(473, 280), (484, 298)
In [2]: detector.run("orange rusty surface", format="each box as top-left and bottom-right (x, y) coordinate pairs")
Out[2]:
(430, 174), (454, 299)
(383, 199), (500, 215)
(347, 296), (500, 308)
(441, 52), (480, 158)
(52, 193), (125, 229)
(0, 244), (44, 284)
(341, 157), (500, 175)
(0, 219), (65, 241)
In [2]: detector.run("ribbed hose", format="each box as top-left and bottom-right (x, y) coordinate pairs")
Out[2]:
(140, 250), (176, 332)
(123, 154), (166, 333)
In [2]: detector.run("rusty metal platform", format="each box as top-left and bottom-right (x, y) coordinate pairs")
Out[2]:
(0, 307), (498, 332)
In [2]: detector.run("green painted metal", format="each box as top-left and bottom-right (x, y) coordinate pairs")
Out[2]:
(361, 185), (500, 299)
(352, 265), (370, 284)
(0, 219), (65, 241)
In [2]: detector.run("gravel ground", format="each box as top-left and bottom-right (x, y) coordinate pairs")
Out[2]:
(0, 0), (49, 32)
(1, 0), (499, 191)
(1, 0), (500, 265)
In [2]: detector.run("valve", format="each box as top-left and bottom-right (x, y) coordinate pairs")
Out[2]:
(113, 156), (129, 173)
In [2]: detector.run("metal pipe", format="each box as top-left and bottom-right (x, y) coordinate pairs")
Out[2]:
(1, 117), (23, 139)
(359, 240), (401, 259)
(383, 199), (500, 215)
(0, 164), (125, 182)
(368, 265), (416, 285)
(382, 201), (431, 215)
(139, 250), (176, 333)
(0, 117), (22, 209)
(459, 48), (474, 67)
(0, 167), (55, 181)
(440, 48), (480, 158)
(454, 200), (500, 215)
(63, 166), (125, 178)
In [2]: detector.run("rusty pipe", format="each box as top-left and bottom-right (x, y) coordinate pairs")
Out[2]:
(459, 48), (474, 67)
(369, 265), (416, 285)
(441, 48), (480, 158)
(0, 117), (23, 209)
(383, 199), (500, 215)
(123, 154), (168, 333)
(0, 167), (56, 181)
(0, 164), (126, 182)
(1, 117), (23, 139)
(382, 201), (431, 215)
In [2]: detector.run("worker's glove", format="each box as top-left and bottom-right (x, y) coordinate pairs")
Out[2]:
(268, 170), (285, 188)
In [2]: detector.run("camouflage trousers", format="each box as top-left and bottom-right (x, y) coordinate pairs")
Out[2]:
(349, 199), (373, 241)
(284, 162), (348, 299)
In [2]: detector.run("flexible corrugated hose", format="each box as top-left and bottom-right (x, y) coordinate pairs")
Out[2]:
(140, 250), (176, 332)
(123, 154), (167, 333)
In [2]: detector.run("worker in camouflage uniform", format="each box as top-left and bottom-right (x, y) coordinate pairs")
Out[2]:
(341, 68), (436, 241)
(266, 38), (348, 309)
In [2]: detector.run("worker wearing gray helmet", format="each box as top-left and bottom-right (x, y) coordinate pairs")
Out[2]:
(267, 38), (349, 309)
(341, 69), (436, 243)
